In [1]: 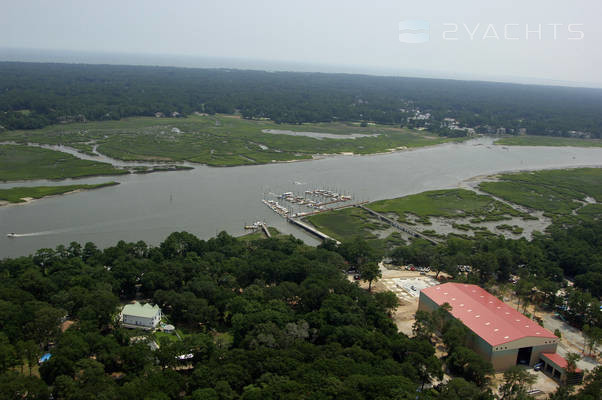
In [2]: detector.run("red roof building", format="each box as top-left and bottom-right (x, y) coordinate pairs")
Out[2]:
(419, 283), (560, 371)
(540, 353), (584, 384)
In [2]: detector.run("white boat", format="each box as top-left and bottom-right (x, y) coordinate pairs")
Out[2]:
(7, 233), (17, 238)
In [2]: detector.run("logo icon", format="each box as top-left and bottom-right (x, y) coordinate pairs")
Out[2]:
(399, 20), (430, 43)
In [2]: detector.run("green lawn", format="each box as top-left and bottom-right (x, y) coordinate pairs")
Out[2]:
(0, 144), (127, 181)
(154, 331), (180, 345)
(479, 168), (602, 217)
(369, 189), (525, 224)
(495, 136), (602, 148)
(0, 114), (462, 167)
(0, 182), (119, 203)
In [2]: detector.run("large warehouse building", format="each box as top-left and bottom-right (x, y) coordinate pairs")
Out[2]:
(419, 283), (561, 371)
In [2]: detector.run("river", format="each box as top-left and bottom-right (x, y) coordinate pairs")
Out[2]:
(1, 137), (601, 258)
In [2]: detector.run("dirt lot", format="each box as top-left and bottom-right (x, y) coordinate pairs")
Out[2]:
(372, 265), (440, 335)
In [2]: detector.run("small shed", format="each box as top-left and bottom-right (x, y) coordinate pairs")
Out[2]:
(540, 353), (584, 385)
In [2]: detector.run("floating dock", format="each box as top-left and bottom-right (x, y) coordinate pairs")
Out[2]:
(261, 186), (362, 244)
(244, 221), (272, 238)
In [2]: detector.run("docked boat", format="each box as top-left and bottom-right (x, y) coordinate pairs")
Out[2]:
(244, 221), (263, 230)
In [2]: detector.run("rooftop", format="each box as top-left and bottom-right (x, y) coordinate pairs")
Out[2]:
(541, 353), (582, 373)
(541, 352), (568, 369)
(122, 301), (161, 319)
(421, 283), (557, 346)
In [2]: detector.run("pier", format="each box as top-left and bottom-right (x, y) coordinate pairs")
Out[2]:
(286, 217), (341, 245)
(259, 222), (271, 238)
(357, 204), (440, 244)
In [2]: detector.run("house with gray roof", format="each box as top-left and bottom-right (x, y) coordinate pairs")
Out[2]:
(121, 301), (162, 330)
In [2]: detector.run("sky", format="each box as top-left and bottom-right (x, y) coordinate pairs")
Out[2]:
(1, 0), (601, 87)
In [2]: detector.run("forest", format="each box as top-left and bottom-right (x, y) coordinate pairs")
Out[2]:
(1, 62), (602, 137)
(0, 222), (600, 399)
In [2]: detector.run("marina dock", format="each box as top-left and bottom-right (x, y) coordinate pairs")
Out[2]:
(261, 186), (365, 244)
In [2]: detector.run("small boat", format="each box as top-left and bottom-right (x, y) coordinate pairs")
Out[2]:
(7, 233), (17, 238)
(244, 222), (263, 230)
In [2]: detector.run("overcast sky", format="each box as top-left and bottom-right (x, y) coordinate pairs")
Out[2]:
(1, 0), (601, 87)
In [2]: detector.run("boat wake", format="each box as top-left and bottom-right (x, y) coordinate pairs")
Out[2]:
(6, 214), (164, 239)
(7, 230), (60, 238)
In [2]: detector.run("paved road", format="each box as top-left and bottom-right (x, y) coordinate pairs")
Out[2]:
(541, 312), (600, 371)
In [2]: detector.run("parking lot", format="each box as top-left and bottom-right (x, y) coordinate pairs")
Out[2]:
(382, 276), (439, 301)
(373, 264), (441, 335)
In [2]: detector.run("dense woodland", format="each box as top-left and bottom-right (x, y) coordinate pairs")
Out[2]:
(0, 220), (601, 399)
(1, 62), (602, 137)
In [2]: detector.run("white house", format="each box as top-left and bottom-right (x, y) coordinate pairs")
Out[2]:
(121, 302), (162, 330)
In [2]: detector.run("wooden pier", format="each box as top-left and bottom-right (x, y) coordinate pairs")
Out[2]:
(286, 217), (341, 245)
(259, 222), (271, 238)
(357, 204), (440, 244)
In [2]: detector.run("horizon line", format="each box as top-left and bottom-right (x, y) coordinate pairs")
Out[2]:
(1, 46), (601, 90)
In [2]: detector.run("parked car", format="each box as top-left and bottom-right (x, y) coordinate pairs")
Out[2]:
(534, 362), (544, 371)
(353, 274), (361, 280)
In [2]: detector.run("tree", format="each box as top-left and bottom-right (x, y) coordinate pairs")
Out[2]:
(447, 346), (494, 387)
(358, 261), (381, 292)
(374, 291), (400, 316)
(439, 378), (493, 400)
(0, 372), (49, 400)
(338, 237), (376, 267)
(17, 340), (40, 376)
(192, 388), (219, 400)
(498, 366), (537, 400)
(0, 333), (17, 374)
(583, 325), (602, 357)
(413, 353), (442, 390)
(471, 252), (498, 283)
(442, 319), (469, 352)
(565, 352), (581, 379)
(25, 306), (65, 348)
(548, 385), (573, 400)
(573, 366), (601, 400)
(432, 302), (452, 334)
(413, 311), (434, 342)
